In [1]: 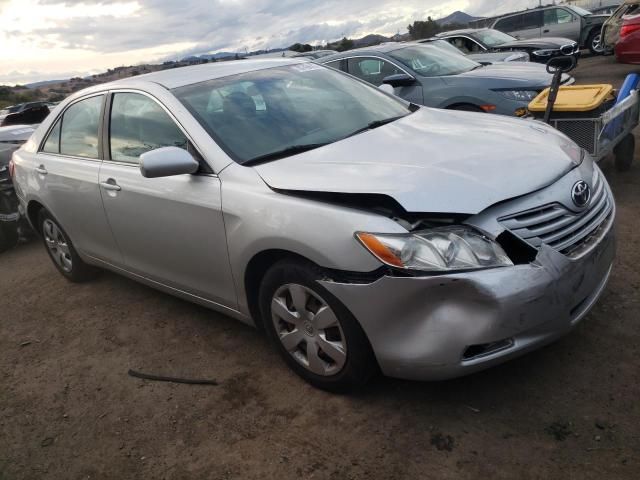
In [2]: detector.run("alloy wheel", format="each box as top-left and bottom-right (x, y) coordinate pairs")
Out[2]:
(592, 34), (603, 54)
(271, 283), (347, 376)
(43, 219), (72, 272)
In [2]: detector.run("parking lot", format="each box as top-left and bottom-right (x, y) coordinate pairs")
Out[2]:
(1, 53), (639, 479)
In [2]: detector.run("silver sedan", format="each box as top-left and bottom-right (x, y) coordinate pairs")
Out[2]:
(11, 59), (615, 391)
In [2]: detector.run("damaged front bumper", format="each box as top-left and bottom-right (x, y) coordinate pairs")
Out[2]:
(321, 222), (616, 381)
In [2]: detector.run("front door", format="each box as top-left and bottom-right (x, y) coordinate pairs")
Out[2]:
(543, 8), (581, 42)
(514, 11), (543, 39)
(98, 91), (237, 308)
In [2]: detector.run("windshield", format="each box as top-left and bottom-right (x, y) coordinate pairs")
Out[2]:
(1, 105), (21, 115)
(173, 64), (411, 164)
(389, 44), (479, 77)
(429, 39), (467, 57)
(567, 5), (592, 16)
(474, 29), (517, 47)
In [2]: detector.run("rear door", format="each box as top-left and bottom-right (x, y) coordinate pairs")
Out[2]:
(542, 7), (581, 41)
(34, 94), (123, 263)
(98, 90), (237, 307)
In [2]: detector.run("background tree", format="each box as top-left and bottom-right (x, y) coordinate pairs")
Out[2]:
(336, 37), (354, 52)
(408, 17), (442, 40)
(289, 43), (313, 52)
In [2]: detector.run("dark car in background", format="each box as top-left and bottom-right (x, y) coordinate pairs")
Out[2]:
(419, 38), (530, 63)
(0, 125), (36, 252)
(435, 28), (579, 64)
(492, 5), (608, 54)
(0, 102), (51, 127)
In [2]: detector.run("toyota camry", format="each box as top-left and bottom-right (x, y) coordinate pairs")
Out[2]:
(10, 59), (615, 391)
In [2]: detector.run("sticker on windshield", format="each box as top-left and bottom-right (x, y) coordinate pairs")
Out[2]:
(291, 63), (323, 72)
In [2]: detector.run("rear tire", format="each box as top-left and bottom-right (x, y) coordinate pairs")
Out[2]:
(259, 259), (377, 392)
(38, 209), (99, 282)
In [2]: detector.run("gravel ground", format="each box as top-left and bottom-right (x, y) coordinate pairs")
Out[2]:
(1, 54), (639, 480)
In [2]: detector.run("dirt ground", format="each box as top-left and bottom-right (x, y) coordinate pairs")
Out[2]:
(1, 54), (639, 480)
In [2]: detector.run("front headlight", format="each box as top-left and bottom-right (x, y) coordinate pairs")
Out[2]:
(494, 89), (539, 101)
(356, 227), (513, 272)
(533, 49), (556, 57)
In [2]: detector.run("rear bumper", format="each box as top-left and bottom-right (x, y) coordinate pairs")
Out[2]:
(615, 33), (640, 64)
(321, 220), (615, 381)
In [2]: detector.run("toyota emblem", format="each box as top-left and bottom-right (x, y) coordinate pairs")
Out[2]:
(571, 181), (591, 208)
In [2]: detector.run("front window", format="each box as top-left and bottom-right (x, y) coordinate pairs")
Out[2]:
(109, 92), (188, 164)
(474, 29), (517, 47)
(173, 64), (411, 164)
(545, 8), (575, 25)
(389, 45), (479, 77)
(347, 57), (404, 86)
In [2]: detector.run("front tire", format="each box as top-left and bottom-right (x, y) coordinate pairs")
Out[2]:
(38, 210), (99, 282)
(588, 31), (604, 55)
(259, 259), (377, 392)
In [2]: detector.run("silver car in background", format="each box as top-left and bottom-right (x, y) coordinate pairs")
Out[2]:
(319, 42), (573, 115)
(11, 59), (615, 391)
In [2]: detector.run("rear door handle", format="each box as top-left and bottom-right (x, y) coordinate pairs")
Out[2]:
(35, 165), (48, 175)
(543, 29), (550, 33)
(100, 180), (121, 192)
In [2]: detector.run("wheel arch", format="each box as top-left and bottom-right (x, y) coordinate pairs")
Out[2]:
(243, 249), (319, 330)
(445, 102), (485, 112)
(26, 199), (46, 234)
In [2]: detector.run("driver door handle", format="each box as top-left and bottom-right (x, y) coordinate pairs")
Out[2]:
(100, 180), (121, 192)
(35, 165), (48, 175)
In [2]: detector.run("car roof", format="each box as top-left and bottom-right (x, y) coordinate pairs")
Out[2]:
(319, 42), (425, 62)
(496, 4), (577, 19)
(103, 58), (308, 90)
(436, 28), (487, 37)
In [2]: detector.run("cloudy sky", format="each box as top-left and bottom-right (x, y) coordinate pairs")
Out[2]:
(0, 0), (539, 85)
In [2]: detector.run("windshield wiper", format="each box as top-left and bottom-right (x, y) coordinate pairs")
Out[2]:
(243, 143), (330, 166)
(342, 115), (406, 140)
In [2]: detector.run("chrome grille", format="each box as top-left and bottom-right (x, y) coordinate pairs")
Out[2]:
(499, 169), (612, 257)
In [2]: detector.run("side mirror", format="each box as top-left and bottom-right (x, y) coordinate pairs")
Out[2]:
(382, 73), (416, 88)
(139, 146), (199, 178)
(378, 84), (396, 95)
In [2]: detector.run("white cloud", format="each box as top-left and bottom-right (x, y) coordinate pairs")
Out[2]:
(0, 0), (541, 85)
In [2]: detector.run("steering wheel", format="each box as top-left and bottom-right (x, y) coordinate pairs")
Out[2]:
(421, 63), (442, 76)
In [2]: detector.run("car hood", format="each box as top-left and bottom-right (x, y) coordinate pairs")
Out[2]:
(447, 63), (563, 86)
(586, 14), (610, 22)
(496, 37), (577, 49)
(468, 51), (529, 63)
(254, 109), (578, 215)
(0, 124), (36, 143)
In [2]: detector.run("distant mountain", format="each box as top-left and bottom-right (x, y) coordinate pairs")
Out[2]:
(436, 11), (483, 26)
(353, 34), (391, 47)
(25, 79), (66, 89)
